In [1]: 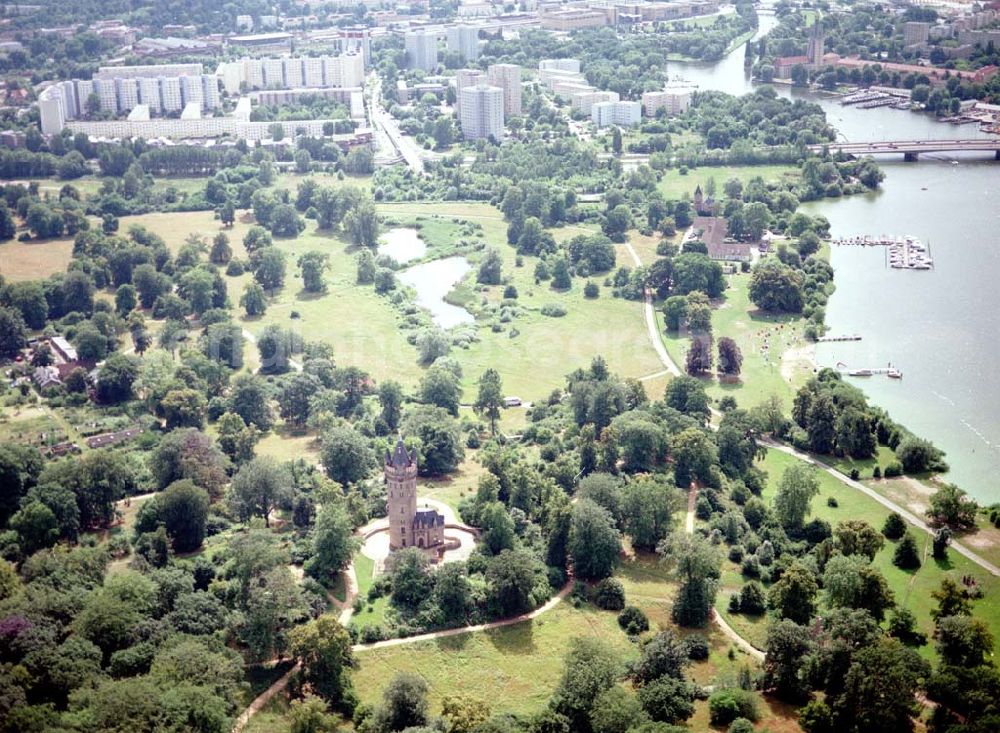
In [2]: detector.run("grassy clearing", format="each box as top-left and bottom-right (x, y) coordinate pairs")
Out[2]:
(352, 552), (798, 730)
(418, 446), (486, 514)
(353, 602), (636, 716)
(0, 237), (75, 281)
(654, 271), (814, 411)
(254, 427), (321, 465)
(717, 448), (1000, 657)
(656, 164), (799, 201)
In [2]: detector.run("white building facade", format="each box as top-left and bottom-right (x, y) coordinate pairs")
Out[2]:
(459, 84), (503, 141)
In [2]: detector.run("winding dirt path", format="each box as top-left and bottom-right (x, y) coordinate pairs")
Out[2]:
(622, 240), (682, 378)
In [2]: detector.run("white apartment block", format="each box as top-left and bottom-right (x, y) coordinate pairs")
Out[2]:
(455, 68), (486, 98)
(138, 77), (162, 112)
(446, 25), (479, 62)
(641, 86), (693, 116)
(303, 57), (324, 87)
(324, 55), (364, 88)
(65, 117), (373, 142)
(284, 58), (304, 88)
(202, 75), (221, 109)
(592, 100), (641, 128)
(571, 90), (618, 115)
(262, 58), (284, 88)
(552, 80), (595, 99)
(539, 58), (581, 73)
(216, 55), (365, 94)
(405, 30), (439, 71)
(539, 68), (587, 90)
(487, 63), (521, 117)
(160, 77), (183, 112)
(180, 75), (204, 107)
(115, 78), (139, 111)
(95, 63), (203, 80)
(75, 79), (94, 110)
(459, 84), (503, 141)
(96, 79), (118, 113)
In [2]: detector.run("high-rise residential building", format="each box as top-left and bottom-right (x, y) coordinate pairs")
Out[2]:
(446, 25), (479, 62)
(324, 54), (364, 87)
(75, 79), (94, 112)
(405, 30), (439, 71)
(202, 75), (220, 109)
(138, 77), (162, 112)
(95, 79), (118, 113)
(456, 68), (486, 99)
(39, 85), (65, 134)
(262, 58), (284, 88)
(284, 57), (304, 88)
(591, 100), (641, 128)
(303, 57), (324, 87)
(903, 21), (931, 45)
(245, 59), (264, 89)
(220, 54), (365, 92)
(486, 63), (521, 117)
(60, 81), (78, 120)
(539, 58), (580, 73)
(459, 83), (503, 141)
(115, 78), (139, 111)
(340, 26), (371, 68)
(180, 75), (204, 107)
(160, 77), (182, 112)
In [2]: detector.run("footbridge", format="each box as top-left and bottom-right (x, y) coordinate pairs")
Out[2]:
(807, 138), (1000, 160)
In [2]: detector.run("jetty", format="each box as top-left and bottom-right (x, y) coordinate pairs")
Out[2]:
(816, 334), (862, 342)
(832, 234), (934, 270)
(836, 361), (903, 379)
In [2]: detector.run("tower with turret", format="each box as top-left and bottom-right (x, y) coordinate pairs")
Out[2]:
(386, 438), (418, 550)
(385, 437), (444, 551)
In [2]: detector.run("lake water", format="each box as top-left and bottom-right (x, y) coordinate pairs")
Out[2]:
(378, 227), (427, 264)
(673, 14), (1000, 502)
(398, 256), (475, 329)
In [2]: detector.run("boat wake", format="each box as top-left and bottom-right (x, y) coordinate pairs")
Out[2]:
(960, 418), (1000, 452)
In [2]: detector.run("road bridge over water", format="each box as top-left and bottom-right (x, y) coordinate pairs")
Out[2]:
(807, 138), (1000, 160)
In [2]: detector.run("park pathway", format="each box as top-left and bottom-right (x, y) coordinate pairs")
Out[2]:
(622, 240), (681, 378)
(230, 565), (571, 732)
(350, 580), (574, 652)
(681, 481), (766, 660)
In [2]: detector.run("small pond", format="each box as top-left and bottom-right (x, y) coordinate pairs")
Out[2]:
(377, 227), (427, 264)
(397, 256), (474, 329)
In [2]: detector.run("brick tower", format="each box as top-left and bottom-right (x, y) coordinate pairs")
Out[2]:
(386, 438), (418, 550)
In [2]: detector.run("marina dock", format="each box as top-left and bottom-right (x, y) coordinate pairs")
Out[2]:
(832, 234), (934, 270)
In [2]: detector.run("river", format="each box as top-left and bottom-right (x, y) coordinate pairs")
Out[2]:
(672, 13), (1000, 502)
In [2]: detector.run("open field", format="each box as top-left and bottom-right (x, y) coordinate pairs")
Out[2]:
(656, 271), (814, 410)
(716, 448), (1000, 657)
(353, 552), (801, 730)
(0, 237), (75, 281)
(656, 164), (799, 201)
